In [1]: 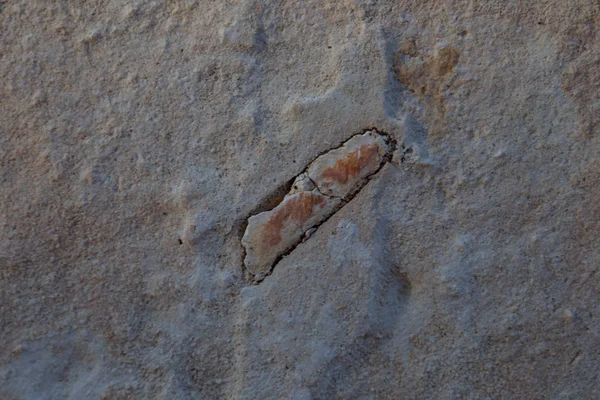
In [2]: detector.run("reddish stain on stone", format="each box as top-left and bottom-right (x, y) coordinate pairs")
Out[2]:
(264, 192), (326, 246)
(319, 144), (379, 186)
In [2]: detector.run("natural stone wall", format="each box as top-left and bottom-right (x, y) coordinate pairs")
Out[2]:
(1, 1), (599, 399)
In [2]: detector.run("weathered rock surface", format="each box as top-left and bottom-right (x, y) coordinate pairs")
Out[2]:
(307, 131), (391, 198)
(242, 190), (341, 278)
(242, 130), (391, 278)
(1, 1), (599, 399)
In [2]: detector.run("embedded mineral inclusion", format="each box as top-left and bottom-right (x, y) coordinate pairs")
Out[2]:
(242, 130), (392, 279)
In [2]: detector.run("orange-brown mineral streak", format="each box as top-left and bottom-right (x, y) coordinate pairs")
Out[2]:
(263, 192), (326, 246)
(320, 144), (379, 186)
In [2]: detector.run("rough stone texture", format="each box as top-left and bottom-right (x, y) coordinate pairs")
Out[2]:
(307, 131), (391, 198)
(1, 1), (599, 399)
(242, 190), (341, 278)
(242, 130), (391, 278)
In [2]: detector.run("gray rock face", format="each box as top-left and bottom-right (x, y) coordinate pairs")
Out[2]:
(242, 130), (391, 279)
(1, 1), (599, 399)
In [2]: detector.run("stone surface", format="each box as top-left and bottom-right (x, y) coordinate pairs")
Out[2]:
(242, 190), (341, 278)
(1, 1), (599, 399)
(307, 130), (391, 198)
(242, 130), (390, 278)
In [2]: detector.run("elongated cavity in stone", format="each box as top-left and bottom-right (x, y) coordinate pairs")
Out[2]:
(242, 130), (391, 278)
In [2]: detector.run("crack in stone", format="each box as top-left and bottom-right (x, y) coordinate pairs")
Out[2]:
(241, 129), (396, 282)
(307, 176), (330, 198)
